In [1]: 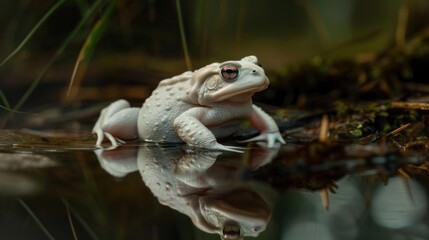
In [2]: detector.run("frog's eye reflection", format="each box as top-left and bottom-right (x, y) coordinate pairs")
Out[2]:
(222, 223), (241, 240)
(221, 65), (239, 80)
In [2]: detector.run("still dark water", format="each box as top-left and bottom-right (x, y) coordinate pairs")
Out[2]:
(0, 130), (428, 240)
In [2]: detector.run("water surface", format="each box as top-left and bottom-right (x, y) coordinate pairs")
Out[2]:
(0, 130), (428, 240)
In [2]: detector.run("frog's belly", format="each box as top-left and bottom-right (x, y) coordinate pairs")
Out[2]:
(137, 110), (182, 142)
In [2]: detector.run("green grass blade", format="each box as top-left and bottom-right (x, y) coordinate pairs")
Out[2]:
(176, 0), (192, 70)
(1, 0), (103, 126)
(0, 0), (67, 70)
(18, 199), (56, 240)
(1, 89), (35, 114)
(67, 0), (117, 96)
(74, 0), (89, 15)
(0, 104), (35, 114)
(11, 0), (103, 113)
(0, 89), (10, 108)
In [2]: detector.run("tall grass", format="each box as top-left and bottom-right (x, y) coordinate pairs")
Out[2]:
(0, 0), (108, 126)
(0, 0), (67, 70)
(176, 0), (192, 70)
(0, 0), (66, 114)
(12, 0), (103, 111)
(67, 0), (117, 97)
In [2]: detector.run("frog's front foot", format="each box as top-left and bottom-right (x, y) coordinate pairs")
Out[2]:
(239, 131), (286, 148)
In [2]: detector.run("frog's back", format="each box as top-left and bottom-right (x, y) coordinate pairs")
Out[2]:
(137, 77), (192, 142)
(158, 71), (192, 86)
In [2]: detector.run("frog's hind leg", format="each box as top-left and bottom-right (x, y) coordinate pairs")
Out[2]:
(173, 108), (245, 153)
(100, 107), (140, 140)
(93, 99), (140, 147)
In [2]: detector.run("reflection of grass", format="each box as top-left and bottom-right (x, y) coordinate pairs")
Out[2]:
(18, 198), (100, 240)
(63, 198), (78, 240)
(62, 198), (100, 240)
(18, 198), (56, 240)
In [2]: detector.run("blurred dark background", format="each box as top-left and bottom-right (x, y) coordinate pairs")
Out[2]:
(1, 0), (429, 123)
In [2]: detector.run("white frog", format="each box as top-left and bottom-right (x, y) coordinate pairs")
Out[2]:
(93, 56), (285, 151)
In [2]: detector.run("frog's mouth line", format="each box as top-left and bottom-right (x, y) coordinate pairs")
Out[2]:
(211, 80), (269, 102)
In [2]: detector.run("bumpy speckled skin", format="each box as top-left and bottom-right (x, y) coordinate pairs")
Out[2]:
(93, 56), (285, 151)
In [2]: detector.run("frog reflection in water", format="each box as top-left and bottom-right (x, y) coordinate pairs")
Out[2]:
(96, 145), (278, 239)
(93, 56), (285, 151)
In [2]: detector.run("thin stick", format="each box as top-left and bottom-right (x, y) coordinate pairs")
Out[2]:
(386, 123), (411, 138)
(319, 114), (329, 142)
(398, 167), (411, 179)
(391, 102), (429, 110)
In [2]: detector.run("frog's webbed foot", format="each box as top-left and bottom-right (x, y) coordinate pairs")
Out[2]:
(245, 104), (287, 147)
(239, 131), (286, 148)
(209, 143), (245, 153)
(94, 128), (126, 149)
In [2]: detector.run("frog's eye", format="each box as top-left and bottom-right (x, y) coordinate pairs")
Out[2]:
(221, 65), (239, 80)
(222, 222), (241, 240)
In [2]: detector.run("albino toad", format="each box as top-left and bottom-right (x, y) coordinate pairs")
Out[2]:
(93, 56), (285, 151)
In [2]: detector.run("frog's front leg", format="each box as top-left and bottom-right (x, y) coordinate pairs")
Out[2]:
(173, 108), (243, 152)
(93, 99), (140, 147)
(241, 105), (286, 147)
